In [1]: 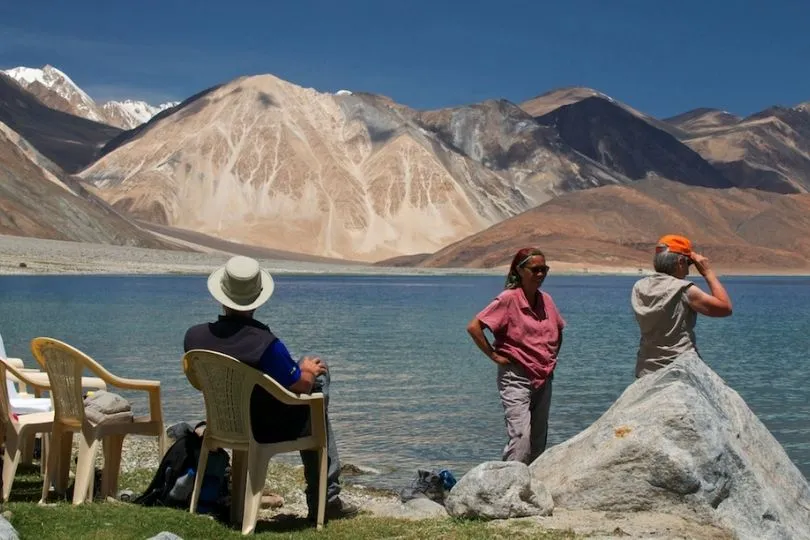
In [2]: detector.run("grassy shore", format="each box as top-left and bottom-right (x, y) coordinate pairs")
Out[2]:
(1, 463), (575, 540)
(0, 434), (733, 539)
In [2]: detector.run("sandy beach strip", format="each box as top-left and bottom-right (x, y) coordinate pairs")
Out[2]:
(2, 235), (806, 277)
(0, 235), (502, 277)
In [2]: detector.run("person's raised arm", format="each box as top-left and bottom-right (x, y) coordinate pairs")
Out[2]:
(686, 253), (733, 317)
(466, 317), (510, 365)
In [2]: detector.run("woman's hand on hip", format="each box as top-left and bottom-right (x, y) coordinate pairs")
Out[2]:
(490, 352), (511, 366)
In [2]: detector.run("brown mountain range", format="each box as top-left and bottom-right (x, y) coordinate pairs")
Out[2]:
(79, 76), (764, 262)
(535, 97), (732, 188)
(80, 76), (667, 262)
(521, 87), (688, 140)
(2, 67), (809, 270)
(678, 106), (810, 194)
(665, 108), (742, 135)
(399, 178), (810, 271)
(523, 87), (810, 196)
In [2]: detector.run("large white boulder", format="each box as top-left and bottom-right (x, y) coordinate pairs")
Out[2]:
(530, 352), (810, 540)
(445, 461), (554, 519)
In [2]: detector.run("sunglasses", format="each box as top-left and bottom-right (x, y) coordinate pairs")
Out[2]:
(524, 264), (550, 275)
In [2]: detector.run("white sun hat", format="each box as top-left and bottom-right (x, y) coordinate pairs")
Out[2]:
(207, 256), (275, 312)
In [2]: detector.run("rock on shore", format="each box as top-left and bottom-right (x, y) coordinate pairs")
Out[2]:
(529, 352), (810, 540)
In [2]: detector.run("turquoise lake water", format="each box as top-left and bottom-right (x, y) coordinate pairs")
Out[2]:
(1, 274), (808, 488)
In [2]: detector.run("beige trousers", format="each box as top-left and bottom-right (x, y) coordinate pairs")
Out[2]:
(497, 362), (553, 464)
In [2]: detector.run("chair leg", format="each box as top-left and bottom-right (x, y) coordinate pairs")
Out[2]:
(41, 428), (63, 503)
(2, 432), (22, 503)
(188, 441), (209, 515)
(242, 446), (273, 535)
(316, 444), (327, 529)
(20, 431), (35, 465)
(55, 430), (73, 495)
(230, 449), (248, 526)
(39, 433), (50, 476)
(73, 430), (100, 505)
(101, 435), (125, 498)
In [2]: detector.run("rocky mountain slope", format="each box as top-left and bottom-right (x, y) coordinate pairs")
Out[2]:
(3, 62), (809, 269)
(3, 65), (177, 129)
(411, 98), (627, 197)
(535, 97), (732, 188)
(0, 74), (122, 172)
(81, 75), (641, 262)
(0, 120), (174, 248)
(677, 105), (810, 193)
(524, 89), (810, 195)
(664, 108), (742, 135)
(407, 178), (810, 270)
(521, 87), (687, 139)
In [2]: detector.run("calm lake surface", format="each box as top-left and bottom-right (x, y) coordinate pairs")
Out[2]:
(1, 273), (808, 488)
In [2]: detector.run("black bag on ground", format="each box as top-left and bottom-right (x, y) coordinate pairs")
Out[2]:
(399, 469), (446, 504)
(134, 422), (230, 514)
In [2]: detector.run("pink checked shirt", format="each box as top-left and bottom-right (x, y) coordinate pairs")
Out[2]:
(477, 288), (566, 388)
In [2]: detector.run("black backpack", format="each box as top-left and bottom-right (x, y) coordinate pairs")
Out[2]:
(134, 422), (230, 514)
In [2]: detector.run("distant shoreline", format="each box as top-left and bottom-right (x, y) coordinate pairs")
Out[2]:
(1, 235), (808, 278)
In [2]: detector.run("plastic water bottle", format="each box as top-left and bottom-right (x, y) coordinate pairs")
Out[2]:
(169, 468), (196, 501)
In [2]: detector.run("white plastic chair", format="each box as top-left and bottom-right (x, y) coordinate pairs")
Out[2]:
(5, 378), (52, 415)
(0, 333), (52, 466)
(31, 337), (167, 504)
(183, 349), (328, 533)
(0, 357), (53, 502)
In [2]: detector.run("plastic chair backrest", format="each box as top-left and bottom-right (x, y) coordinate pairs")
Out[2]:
(30, 338), (92, 426)
(5, 378), (19, 401)
(0, 359), (12, 422)
(1, 335), (17, 404)
(183, 349), (307, 447)
(0, 357), (37, 421)
(182, 350), (259, 446)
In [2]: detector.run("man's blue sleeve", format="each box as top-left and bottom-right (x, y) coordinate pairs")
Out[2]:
(257, 339), (301, 389)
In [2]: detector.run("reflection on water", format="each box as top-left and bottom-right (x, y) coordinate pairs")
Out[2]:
(1, 274), (808, 488)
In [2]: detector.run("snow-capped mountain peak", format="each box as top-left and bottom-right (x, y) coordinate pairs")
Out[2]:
(2, 65), (177, 129)
(102, 100), (179, 128)
(5, 64), (103, 122)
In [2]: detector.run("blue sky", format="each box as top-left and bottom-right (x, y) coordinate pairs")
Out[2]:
(2, 0), (808, 117)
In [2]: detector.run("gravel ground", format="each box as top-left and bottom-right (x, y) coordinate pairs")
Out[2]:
(104, 433), (398, 521)
(92, 435), (729, 538)
(0, 235), (501, 276)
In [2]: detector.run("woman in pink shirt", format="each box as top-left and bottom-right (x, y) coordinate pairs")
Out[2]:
(467, 247), (566, 464)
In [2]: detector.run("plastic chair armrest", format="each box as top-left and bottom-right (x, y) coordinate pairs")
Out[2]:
(108, 377), (161, 391)
(254, 374), (325, 406)
(108, 377), (163, 423)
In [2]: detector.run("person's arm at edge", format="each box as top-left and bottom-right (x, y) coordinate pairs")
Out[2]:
(686, 253), (733, 317)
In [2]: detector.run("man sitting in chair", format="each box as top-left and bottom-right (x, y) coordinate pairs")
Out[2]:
(183, 255), (359, 521)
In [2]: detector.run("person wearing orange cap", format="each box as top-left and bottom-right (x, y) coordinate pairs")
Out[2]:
(631, 235), (733, 377)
